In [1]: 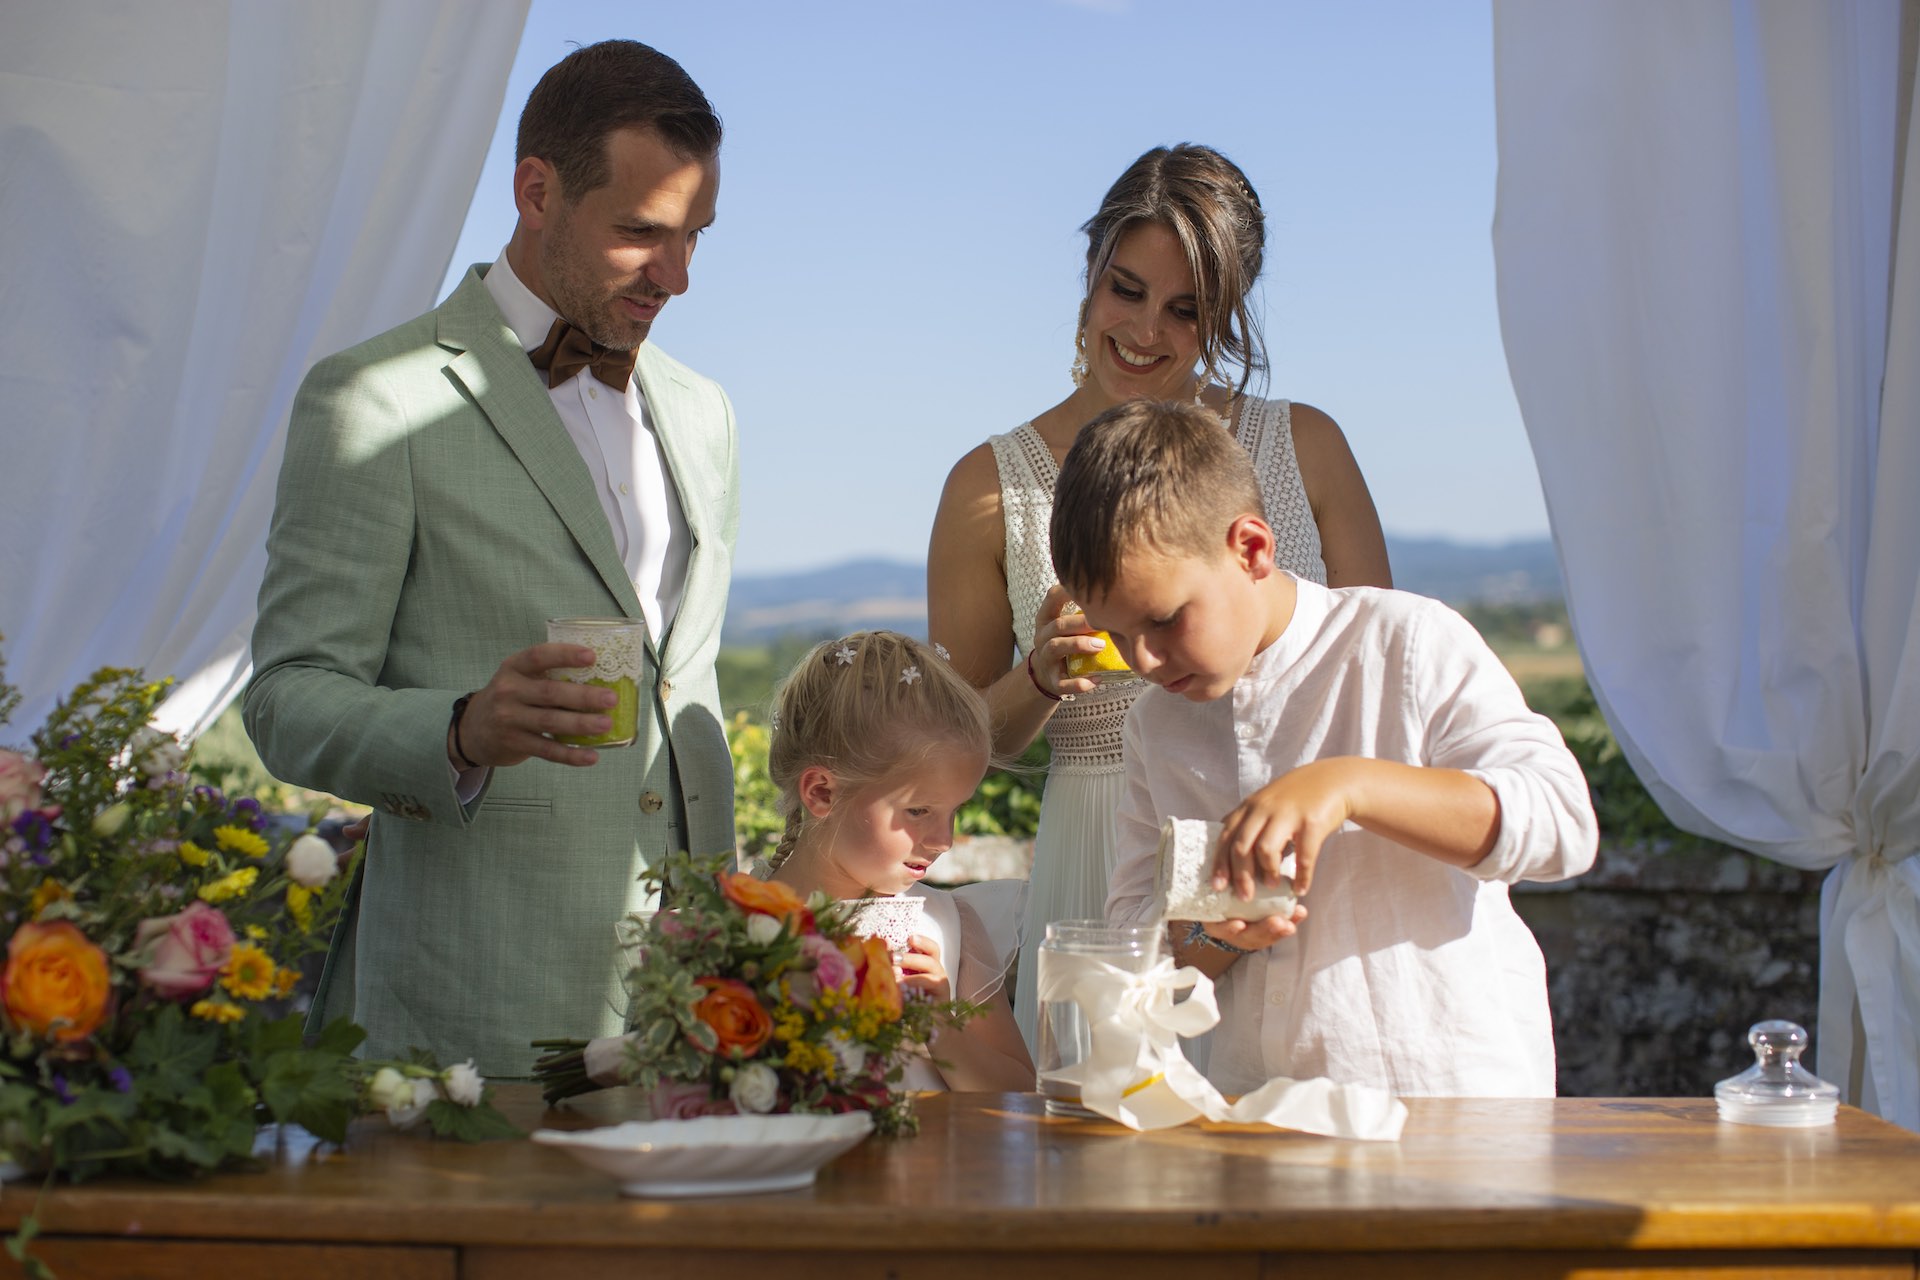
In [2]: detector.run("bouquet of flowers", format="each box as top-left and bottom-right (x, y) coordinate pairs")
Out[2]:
(532, 852), (977, 1135)
(0, 653), (516, 1185)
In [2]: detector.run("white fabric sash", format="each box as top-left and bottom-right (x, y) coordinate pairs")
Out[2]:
(1035, 951), (1407, 1140)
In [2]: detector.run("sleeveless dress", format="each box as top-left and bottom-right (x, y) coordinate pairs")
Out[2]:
(990, 397), (1330, 1050)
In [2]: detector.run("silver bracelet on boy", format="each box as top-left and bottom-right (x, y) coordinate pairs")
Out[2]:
(1183, 920), (1254, 955)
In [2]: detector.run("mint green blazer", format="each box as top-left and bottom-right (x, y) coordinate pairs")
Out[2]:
(245, 267), (738, 1077)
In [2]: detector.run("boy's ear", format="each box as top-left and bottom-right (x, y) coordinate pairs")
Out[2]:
(797, 765), (837, 819)
(1227, 513), (1277, 578)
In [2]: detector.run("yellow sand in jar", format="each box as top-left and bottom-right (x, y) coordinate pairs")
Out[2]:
(1065, 633), (1132, 679)
(556, 675), (640, 747)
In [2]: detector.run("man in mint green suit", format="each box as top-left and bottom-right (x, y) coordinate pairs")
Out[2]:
(245, 42), (735, 1077)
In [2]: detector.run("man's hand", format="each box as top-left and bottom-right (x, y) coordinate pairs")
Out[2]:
(450, 643), (621, 769)
(1215, 759), (1362, 899)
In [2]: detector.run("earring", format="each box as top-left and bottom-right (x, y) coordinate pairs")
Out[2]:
(1070, 329), (1089, 388)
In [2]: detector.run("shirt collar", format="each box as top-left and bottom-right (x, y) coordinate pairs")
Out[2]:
(483, 249), (560, 354)
(1245, 573), (1329, 685)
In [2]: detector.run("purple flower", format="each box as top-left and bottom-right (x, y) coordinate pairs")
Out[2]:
(231, 797), (266, 831)
(193, 784), (226, 810)
(11, 810), (54, 853)
(51, 1075), (75, 1105)
(108, 1067), (133, 1093)
(59, 734), (79, 751)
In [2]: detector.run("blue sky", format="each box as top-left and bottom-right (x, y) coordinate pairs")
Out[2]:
(442, 0), (1543, 575)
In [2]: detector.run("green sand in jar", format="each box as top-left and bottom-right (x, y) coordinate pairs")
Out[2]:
(557, 675), (640, 748)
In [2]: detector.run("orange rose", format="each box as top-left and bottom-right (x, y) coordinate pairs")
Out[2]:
(3, 920), (111, 1043)
(839, 934), (903, 1021)
(692, 977), (774, 1057)
(718, 873), (815, 932)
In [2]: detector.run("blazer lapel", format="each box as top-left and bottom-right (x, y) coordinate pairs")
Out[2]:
(436, 270), (644, 620)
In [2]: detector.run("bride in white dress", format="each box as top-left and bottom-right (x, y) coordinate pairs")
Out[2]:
(927, 144), (1395, 1049)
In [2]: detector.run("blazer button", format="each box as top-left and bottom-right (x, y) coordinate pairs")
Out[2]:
(659, 679), (673, 701)
(640, 792), (665, 814)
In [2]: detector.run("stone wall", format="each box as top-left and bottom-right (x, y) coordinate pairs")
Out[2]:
(1513, 842), (1824, 1098)
(938, 835), (1828, 1099)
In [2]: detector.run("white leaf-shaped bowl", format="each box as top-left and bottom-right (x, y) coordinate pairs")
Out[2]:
(532, 1110), (874, 1197)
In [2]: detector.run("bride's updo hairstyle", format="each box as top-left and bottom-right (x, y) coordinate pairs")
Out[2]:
(764, 631), (992, 869)
(1080, 144), (1269, 397)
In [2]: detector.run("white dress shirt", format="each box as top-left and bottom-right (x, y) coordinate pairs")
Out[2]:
(484, 250), (690, 642)
(1105, 578), (1598, 1098)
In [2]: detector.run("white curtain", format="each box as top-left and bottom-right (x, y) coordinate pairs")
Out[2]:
(1493, 0), (1920, 1127)
(0, 1), (529, 739)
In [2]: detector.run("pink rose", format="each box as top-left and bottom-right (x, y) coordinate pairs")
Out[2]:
(0, 750), (46, 822)
(783, 934), (857, 1011)
(804, 934), (854, 992)
(132, 901), (235, 998)
(649, 1080), (737, 1120)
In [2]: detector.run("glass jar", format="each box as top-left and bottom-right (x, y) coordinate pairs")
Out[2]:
(1035, 919), (1161, 1117)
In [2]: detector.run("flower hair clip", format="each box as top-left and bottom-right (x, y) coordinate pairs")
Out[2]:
(932, 642), (951, 662)
(769, 707), (781, 731)
(899, 666), (921, 686)
(830, 642), (858, 666)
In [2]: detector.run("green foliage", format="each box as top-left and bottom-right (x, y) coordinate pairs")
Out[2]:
(1542, 679), (1714, 851)
(727, 712), (785, 863)
(957, 738), (1049, 838)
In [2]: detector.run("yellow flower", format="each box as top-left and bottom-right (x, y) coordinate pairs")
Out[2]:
(178, 841), (210, 867)
(245, 925), (267, 940)
(189, 999), (246, 1024)
(213, 825), (270, 859)
(220, 943), (275, 1001)
(782, 1040), (834, 1074)
(197, 866), (259, 904)
(286, 884), (313, 932)
(273, 967), (299, 998)
(28, 879), (71, 920)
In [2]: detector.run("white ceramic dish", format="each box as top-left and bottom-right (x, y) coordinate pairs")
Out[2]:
(531, 1110), (873, 1197)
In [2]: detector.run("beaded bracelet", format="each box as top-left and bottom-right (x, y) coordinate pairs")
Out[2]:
(1025, 649), (1063, 702)
(1183, 920), (1254, 955)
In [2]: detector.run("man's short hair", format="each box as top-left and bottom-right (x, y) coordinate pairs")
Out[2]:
(1050, 400), (1265, 598)
(517, 40), (722, 201)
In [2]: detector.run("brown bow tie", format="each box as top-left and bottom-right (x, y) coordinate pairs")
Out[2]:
(528, 318), (638, 391)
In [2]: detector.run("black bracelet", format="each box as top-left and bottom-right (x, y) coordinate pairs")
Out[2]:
(450, 693), (479, 770)
(1183, 920), (1254, 955)
(1025, 649), (1064, 702)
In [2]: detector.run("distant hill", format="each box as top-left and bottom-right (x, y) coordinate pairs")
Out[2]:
(722, 537), (1562, 644)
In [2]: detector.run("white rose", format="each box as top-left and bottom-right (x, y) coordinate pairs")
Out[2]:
(442, 1060), (484, 1107)
(367, 1067), (410, 1112)
(827, 1032), (867, 1078)
(745, 914), (782, 946)
(729, 1062), (779, 1114)
(387, 1077), (438, 1130)
(284, 833), (339, 888)
(131, 728), (187, 780)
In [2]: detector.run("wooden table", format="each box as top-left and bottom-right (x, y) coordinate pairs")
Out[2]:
(4, 1087), (1920, 1279)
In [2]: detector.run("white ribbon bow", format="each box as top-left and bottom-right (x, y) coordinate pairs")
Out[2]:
(1038, 952), (1407, 1140)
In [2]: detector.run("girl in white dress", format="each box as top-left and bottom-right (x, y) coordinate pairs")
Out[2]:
(764, 631), (1032, 1092)
(927, 145), (1396, 1048)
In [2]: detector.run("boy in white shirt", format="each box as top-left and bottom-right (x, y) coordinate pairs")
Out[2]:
(1054, 401), (1598, 1098)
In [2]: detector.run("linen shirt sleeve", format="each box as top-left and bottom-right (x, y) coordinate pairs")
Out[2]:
(1105, 706), (1168, 925)
(1412, 604), (1598, 884)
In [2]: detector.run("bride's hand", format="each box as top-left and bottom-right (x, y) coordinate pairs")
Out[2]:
(1030, 584), (1104, 702)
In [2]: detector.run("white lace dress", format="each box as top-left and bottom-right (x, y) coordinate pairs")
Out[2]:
(992, 397), (1329, 1049)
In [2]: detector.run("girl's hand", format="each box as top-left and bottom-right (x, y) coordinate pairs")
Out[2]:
(1030, 584), (1105, 701)
(896, 934), (950, 1002)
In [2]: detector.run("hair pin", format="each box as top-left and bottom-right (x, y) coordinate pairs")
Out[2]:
(899, 666), (921, 686)
(831, 642), (857, 666)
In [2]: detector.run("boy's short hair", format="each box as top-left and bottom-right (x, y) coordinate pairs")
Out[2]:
(1050, 400), (1265, 598)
